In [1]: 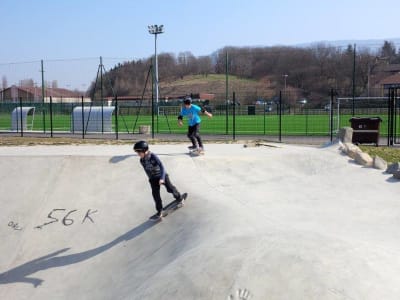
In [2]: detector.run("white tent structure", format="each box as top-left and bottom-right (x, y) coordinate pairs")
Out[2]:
(11, 107), (35, 131)
(72, 106), (115, 132)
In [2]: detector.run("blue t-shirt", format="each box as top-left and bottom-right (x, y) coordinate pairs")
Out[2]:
(180, 104), (202, 126)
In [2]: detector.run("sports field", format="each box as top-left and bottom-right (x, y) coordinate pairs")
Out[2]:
(0, 111), (393, 136)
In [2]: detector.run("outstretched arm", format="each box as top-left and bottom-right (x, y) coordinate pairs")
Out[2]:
(201, 108), (213, 118)
(177, 115), (183, 126)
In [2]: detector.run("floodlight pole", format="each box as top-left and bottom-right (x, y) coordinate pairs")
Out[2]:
(148, 25), (164, 120)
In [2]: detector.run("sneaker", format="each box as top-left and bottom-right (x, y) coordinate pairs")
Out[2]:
(188, 145), (197, 150)
(176, 193), (188, 207)
(149, 211), (163, 221)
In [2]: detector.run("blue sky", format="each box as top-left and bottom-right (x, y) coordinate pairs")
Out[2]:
(1, 0), (399, 89)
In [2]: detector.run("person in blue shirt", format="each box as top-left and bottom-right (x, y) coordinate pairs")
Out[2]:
(134, 140), (186, 221)
(178, 97), (213, 152)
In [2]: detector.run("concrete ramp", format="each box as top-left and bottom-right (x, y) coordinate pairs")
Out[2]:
(0, 143), (399, 299)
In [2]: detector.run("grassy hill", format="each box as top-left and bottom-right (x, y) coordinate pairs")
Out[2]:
(159, 74), (276, 103)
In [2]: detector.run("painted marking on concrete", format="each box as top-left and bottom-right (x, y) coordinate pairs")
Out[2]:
(34, 209), (98, 229)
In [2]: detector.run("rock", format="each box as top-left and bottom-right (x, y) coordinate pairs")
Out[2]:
(386, 162), (400, 174)
(243, 142), (256, 148)
(337, 127), (353, 143)
(393, 170), (400, 180)
(341, 142), (349, 154)
(343, 143), (362, 159)
(354, 152), (373, 167)
(139, 125), (151, 134)
(373, 156), (387, 170)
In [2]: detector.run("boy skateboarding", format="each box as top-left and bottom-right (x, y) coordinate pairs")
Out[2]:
(178, 96), (213, 154)
(134, 141), (186, 221)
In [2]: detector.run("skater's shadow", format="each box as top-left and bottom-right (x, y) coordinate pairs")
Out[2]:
(157, 153), (188, 157)
(109, 154), (135, 164)
(0, 220), (156, 287)
(109, 153), (186, 163)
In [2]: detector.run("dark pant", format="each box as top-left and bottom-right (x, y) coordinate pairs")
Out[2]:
(187, 123), (203, 148)
(149, 174), (181, 213)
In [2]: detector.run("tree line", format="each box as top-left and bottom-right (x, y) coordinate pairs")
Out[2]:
(91, 40), (400, 103)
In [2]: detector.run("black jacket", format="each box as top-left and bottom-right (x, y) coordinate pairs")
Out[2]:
(140, 152), (166, 180)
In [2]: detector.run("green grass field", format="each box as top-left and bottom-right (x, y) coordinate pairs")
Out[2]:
(1, 111), (397, 137)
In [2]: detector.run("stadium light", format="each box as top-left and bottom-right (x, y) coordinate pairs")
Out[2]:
(148, 24), (164, 115)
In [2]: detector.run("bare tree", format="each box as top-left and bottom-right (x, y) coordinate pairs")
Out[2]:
(158, 53), (177, 81)
(197, 56), (213, 77)
(91, 42), (391, 102)
(380, 40), (397, 62)
(177, 51), (198, 78)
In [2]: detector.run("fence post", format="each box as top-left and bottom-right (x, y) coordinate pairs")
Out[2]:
(41, 59), (46, 133)
(305, 106), (309, 136)
(19, 97), (23, 137)
(279, 91), (282, 142)
(388, 88), (395, 146)
(81, 96), (85, 139)
(100, 56), (104, 134)
(352, 44), (356, 116)
(232, 92), (236, 141)
(330, 89), (334, 142)
(395, 89), (398, 145)
(115, 95), (119, 140)
(225, 51), (229, 135)
(263, 100), (266, 135)
(50, 96), (53, 138)
(388, 88), (391, 146)
(71, 103), (74, 134)
(42, 109), (46, 133)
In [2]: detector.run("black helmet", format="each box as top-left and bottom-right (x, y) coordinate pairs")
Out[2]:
(183, 96), (192, 105)
(133, 140), (149, 152)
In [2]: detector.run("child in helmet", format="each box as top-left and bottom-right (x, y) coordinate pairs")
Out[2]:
(178, 96), (213, 153)
(133, 140), (186, 221)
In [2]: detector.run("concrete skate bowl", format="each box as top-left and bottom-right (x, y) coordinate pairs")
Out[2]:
(0, 144), (399, 300)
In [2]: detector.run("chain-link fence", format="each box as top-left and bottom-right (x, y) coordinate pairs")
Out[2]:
(1, 57), (399, 145)
(1, 90), (398, 146)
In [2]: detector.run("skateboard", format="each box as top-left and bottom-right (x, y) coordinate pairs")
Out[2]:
(188, 145), (204, 156)
(149, 193), (188, 222)
(189, 148), (204, 156)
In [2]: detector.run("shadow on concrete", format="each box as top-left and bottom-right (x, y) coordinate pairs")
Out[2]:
(386, 176), (400, 183)
(109, 155), (135, 164)
(0, 220), (156, 287)
(157, 152), (188, 157)
(109, 153), (186, 164)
